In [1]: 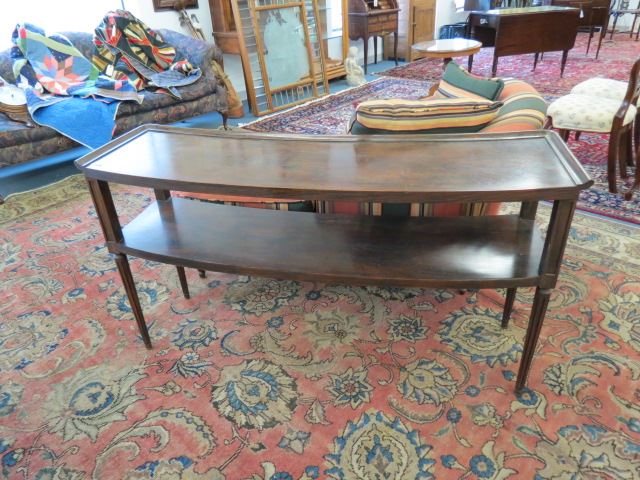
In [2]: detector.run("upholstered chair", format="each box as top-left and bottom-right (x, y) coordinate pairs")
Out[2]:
(546, 57), (640, 199)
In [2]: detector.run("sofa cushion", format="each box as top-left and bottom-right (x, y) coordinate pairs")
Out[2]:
(481, 79), (548, 133)
(570, 77), (628, 101)
(436, 62), (504, 100)
(350, 97), (503, 134)
(547, 94), (635, 133)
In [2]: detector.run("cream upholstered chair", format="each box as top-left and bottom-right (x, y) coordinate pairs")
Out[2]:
(547, 57), (640, 200)
(570, 77), (640, 150)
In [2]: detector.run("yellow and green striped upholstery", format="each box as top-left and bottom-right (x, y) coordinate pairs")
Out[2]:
(350, 97), (503, 134)
(481, 79), (547, 133)
(340, 72), (547, 218)
(434, 62), (504, 100)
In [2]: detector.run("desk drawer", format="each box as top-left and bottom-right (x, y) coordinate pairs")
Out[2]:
(368, 14), (398, 34)
(469, 14), (497, 29)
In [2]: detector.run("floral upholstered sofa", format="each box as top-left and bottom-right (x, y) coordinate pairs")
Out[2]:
(0, 29), (228, 170)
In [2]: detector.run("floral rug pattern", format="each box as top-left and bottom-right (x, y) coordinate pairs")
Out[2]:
(243, 77), (431, 135)
(1, 176), (640, 479)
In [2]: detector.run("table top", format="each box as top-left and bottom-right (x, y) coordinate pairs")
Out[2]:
(412, 39), (482, 56)
(471, 6), (580, 15)
(76, 125), (593, 203)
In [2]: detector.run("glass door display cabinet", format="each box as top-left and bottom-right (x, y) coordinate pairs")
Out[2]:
(317, 0), (349, 79)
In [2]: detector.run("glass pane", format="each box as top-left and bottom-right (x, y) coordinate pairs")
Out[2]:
(258, 7), (311, 90)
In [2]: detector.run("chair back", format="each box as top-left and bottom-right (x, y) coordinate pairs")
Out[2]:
(613, 56), (640, 131)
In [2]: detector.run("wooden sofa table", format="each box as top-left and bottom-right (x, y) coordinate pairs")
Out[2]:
(76, 125), (592, 392)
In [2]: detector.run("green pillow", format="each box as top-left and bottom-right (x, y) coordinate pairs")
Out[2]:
(438, 62), (504, 101)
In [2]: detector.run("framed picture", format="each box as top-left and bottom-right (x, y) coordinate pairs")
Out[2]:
(153, 0), (198, 11)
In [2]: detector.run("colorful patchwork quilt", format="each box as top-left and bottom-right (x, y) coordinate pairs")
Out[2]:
(93, 10), (201, 98)
(11, 23), (142, 149)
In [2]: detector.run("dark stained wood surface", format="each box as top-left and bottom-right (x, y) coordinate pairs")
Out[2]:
(117, 198), (545, 289)
(76, 125), (592, 202)
(78, 127), (594, 392)
(467, 6), (580, 76)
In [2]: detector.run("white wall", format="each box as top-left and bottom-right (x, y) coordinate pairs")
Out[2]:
(124, 0), (214, 40)
(0, 1), (214, 50)
(435, 0), (467, 32)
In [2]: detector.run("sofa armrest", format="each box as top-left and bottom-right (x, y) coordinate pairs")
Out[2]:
(158, 29), (224, 71)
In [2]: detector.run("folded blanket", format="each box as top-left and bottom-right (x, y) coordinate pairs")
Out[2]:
(11, 23), (142, 148)
(93, 10), (201, 98)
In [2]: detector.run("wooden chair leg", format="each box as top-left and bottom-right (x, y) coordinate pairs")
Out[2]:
(624, 144), (640, 200)
(617, 129), (629, 178)
(607, 132), (619, 194)
(575, 131), (581, 141)
(533, 52), (539, 70)
(634, 116), (640, 156)
(586, 26), (594, 54)
(624, 129), (633, 170)
(558, 129), (570, 142)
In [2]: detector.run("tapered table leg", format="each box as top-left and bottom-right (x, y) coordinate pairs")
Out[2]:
(516, 287), (551, 392)
(560, 50), (569, 77)
(177, 266), (190, 299)
(114, 253), (152, 349)
(198, 269), (206, 278)
(502, 287), (516, 328)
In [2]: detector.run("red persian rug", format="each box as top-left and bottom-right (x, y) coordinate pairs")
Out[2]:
(2, 176), (640, 479)
(377, 33), (640, 101)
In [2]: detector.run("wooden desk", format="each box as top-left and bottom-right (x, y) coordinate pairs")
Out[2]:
(348, 0), (399, 73)
(467, 6), (581, 76)
(547, 0), (611, 58)
(76, 125), (592, 393)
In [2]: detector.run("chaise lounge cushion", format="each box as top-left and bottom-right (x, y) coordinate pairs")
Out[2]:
(547, 94), (635, 133)
(339, 74), (547, 217)
(435, 62), (504, 100)
(349, 97), (503, 134)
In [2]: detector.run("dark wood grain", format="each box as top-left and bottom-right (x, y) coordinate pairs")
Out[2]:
(78, 127), (593, 393)
(467, 6), (580, 76)
(116, 198), (545, 289)
(75, 125), (593, 203)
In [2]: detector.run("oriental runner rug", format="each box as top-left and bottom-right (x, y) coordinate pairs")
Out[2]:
(1, 175), (639, 479)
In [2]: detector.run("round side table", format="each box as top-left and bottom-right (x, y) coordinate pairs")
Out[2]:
(411, 39), (482, 72)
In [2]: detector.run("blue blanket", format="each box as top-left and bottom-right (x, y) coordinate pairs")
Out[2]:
(11, 23), (142, 149)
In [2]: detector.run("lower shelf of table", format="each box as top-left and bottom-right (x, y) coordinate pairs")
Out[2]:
(117, 198), (545, 289)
